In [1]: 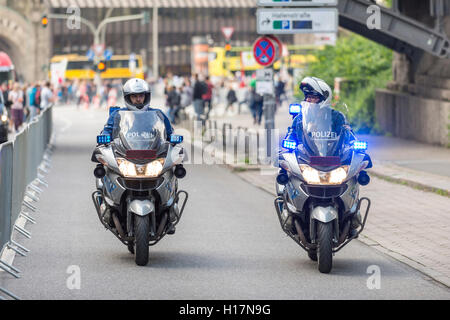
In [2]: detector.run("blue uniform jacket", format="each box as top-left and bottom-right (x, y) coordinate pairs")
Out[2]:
(101, 107), (173, 139)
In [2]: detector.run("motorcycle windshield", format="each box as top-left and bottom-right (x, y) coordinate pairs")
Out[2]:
(296, 102), (345, 157)
(111, 110), (167, 152)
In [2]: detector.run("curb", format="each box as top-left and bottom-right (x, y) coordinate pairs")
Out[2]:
(358, 235), (450, 288)
(227, 163), (450, 198)
(369, 167), (450, 198)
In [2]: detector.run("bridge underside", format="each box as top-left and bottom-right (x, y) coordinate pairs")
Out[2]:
(338, 0), (450, 146)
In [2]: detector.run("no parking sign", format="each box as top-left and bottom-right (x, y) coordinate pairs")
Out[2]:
(252, 35), (281, 67)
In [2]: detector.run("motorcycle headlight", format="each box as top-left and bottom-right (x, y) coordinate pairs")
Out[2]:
(116, 158), (165, 178)
(329, 166), (348, 184)
(145, 159), (164, 177)
(1, 115), (7, 122)
(299, 164), (349, 185)
(116, 158), (137, 177)
(299, 165), (321, 184)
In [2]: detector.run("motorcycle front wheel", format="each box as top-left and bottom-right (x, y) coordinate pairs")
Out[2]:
(134, 215), (150, 266)
(317, 221), (333, 273)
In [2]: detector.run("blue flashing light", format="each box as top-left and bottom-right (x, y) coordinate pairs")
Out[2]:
(353, 141), (368, 151)
(170, 134), (183, 144)
(282, 139), (297, 150)
(97, 135), (111, 144)
(289, 103), (301, 116)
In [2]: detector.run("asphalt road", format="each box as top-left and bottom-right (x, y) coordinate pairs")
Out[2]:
(1, 105), (450, 300)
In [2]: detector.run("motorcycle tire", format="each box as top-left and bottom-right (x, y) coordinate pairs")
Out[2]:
(134, 215), (150, 266)
(307, 249), (318, 261)
(317, 221), (333, 273)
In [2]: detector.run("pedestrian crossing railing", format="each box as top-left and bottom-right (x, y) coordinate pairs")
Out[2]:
(0, 105), (54, 300)
(178, 118), (278, 167)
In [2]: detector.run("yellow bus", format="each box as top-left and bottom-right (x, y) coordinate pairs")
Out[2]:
(49, 54), (145, 81)
(208, 45), (321, 77)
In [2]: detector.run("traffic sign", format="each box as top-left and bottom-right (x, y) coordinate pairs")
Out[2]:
(257, 8), (338, 34)
(221, 27), (235, 40)
(256, 68), (274, 81)
(86, 49), (95, 61)
(104, 49), (113, 61)
(256, 81), (274, 96)
(257, 0), (337, 6)
(252, 36), (280, 67)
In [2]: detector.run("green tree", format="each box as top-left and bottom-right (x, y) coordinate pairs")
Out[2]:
(305, 32), (393, 133)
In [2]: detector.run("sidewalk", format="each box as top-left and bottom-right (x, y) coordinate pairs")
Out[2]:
(191, 102), (450, 287)
(206, 102), (450, 196)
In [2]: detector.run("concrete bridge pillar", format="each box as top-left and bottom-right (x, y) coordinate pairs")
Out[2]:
(376, 0), (450, 147)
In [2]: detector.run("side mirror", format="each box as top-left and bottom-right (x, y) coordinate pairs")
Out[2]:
(170, 134), (183, 144)
(97, 135), (111, 145)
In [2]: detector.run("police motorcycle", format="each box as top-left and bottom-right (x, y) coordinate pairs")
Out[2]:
(275, 102), (372, 273)
(91, 109), (188, 266)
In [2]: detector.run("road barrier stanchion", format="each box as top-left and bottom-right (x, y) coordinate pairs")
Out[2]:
(0, 286), (20, 300)
(0, 105), (53, 289)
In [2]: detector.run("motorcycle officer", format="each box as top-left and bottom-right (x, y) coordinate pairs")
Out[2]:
(284, 76), (350, 143)
(95, 78), (177, 234)
(281, 77), (371, 237)
(101, 78), (173, 138)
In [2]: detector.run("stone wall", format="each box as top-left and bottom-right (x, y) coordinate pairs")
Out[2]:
(376, 89), (450, 146)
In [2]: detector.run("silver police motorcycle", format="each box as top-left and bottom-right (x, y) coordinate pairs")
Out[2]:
(275, 102), (371, 273)
(91, 110), (188, 266)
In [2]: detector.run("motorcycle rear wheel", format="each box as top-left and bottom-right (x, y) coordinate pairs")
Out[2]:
(317, 221), (333, 273)
(134, 215), (150, 266)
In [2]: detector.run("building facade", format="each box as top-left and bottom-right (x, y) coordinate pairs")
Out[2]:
(48, 0), (295, 76)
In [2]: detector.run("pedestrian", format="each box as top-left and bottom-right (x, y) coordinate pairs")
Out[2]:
(8, 82), (25, 133)
(2, 82), (12, 131)
(34, 83), (42, 112)
(86, 81), (94, 107)
(22, 83), (29, 122)
(40, 81), (54, 111)
(249, 81), (263, 125)
(167, 85), (181, 124)
(225, 83), (238, 113)
(107, 84), (118, 107)
(99, 82), (108, 108)
(193, 74), (206, 121)
(0, 84), (5, 115)
(275, 77), (286, 109)
(180, 80), (193, 109)
(202, 76), (214, 120)
(27, 83), (39, 121)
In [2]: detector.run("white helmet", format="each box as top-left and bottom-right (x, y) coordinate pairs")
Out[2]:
(299, 77), (332, 105)
(123, 78), (151, 111)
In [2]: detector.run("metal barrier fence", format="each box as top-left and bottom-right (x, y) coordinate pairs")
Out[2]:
(0, 106), (53, 285)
